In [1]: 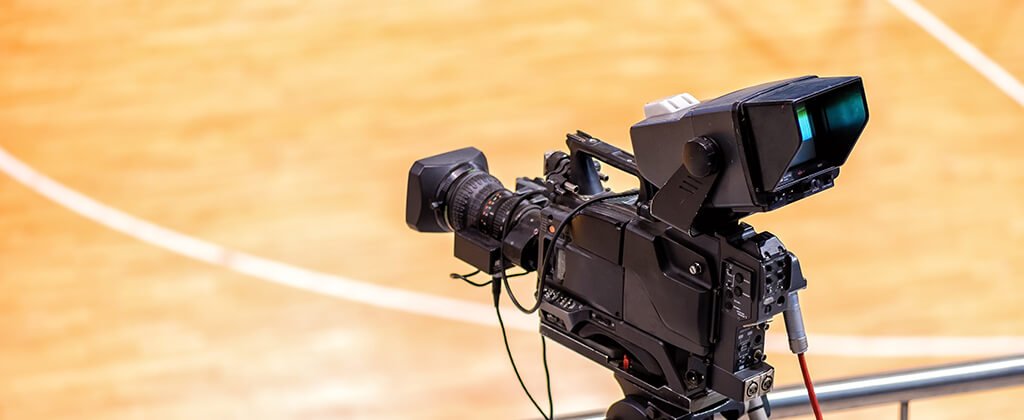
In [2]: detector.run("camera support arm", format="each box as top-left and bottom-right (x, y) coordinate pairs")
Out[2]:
(650, 137), (722, 233)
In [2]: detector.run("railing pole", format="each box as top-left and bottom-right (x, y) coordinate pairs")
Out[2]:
(557, 354), (1024, 420)
(768, 355), (1024, 417)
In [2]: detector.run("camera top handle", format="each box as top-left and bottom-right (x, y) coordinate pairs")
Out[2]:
(565, 131), (657, 202)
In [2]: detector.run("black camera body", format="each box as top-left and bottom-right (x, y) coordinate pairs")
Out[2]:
(406, 76), (867, 419)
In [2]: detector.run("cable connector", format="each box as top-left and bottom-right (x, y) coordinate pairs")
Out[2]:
(784, 292), (824, 419)
(783, 292), (808, 355)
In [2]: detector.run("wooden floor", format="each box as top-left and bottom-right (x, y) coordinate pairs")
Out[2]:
(1, 1), (1023, 419)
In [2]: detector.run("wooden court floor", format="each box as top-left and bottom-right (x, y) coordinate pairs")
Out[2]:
(1, 1), (1023, 419)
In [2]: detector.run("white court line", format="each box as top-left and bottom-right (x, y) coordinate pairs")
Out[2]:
(887, 0), (1024, 107)
(2, 146), (1022, 357)
(0, 146), (536, 331)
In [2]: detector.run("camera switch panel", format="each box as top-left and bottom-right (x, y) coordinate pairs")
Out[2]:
(723, 261), (754, 322)
(759, 256), (790, 319)
(734, 326), (765, 371)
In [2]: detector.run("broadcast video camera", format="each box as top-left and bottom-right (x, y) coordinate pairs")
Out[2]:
(405, 76), (868, 419)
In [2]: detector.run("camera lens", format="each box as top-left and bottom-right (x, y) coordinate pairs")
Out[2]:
(444, 170), (536, 241)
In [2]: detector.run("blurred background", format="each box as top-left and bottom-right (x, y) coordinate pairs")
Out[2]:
(1, 0), (1022, 419)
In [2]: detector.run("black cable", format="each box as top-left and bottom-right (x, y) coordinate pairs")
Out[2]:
(457, 189), (638, 419)
(493, 190), (554, 419)
(450, 270), (488, 286)
(452, 266), (551, 418)
(541, 335), (552, 419)
(507, 189), (639, 314)
(498, 190), (547, 315)
(451, 269), (528, 287)
(493, 277), (553, 420)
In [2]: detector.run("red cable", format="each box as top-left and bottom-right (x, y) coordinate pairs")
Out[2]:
(798, 352), (824, 420)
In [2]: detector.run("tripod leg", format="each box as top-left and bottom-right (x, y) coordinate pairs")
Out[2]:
(741, 396), (770, 420)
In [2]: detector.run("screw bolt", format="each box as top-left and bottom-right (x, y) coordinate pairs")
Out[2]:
(684, 370), (704, 387)
(689, 262), (703, 276)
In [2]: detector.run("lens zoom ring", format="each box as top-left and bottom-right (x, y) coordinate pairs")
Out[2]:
(447, 171), (502, 232)
(482, 190), (516, 239)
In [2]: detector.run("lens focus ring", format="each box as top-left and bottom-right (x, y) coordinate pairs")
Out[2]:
(446, 171), (503, 232)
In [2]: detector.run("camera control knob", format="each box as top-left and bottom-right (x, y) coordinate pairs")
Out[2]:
(683, 137), (721, 178)
(643, 93), (700, 118)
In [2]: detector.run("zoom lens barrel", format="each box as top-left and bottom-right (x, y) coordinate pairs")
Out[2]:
(406, 147), (542, 271)
(446, 171), (503, 233)
(445, 170), (534, 241)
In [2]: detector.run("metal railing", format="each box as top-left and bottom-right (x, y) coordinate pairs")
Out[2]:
(561, 354), (1024, 419)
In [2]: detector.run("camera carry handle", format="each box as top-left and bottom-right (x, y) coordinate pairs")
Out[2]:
(565, 131), (658, 202)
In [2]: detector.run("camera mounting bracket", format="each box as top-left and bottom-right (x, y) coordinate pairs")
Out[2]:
(650, 138), (722, 233)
